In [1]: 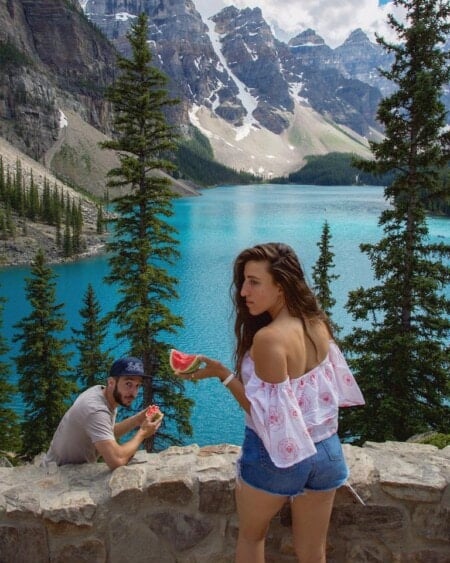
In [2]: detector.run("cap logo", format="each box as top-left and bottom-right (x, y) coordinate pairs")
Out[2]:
(126, 360), (143, 374)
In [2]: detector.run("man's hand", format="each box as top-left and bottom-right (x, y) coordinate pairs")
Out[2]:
(97, 413), (163, 470)
(139, 413), (164, 438)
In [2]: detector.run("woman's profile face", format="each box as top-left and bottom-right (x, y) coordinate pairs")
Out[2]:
(240, 260), (283, 317)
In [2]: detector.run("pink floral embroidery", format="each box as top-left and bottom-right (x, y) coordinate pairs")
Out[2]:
(298, 395), (312, 413)
(268, 406), (284, 429)
(320, 392), (332, 404)
(242, 341), (364, 467)
(278, 438), (300, 462)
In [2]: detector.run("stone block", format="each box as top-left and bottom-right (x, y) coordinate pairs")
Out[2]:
(146, 510), (214, 551)
(108, 464), (147, 498)
(412, 503), (450, 542)
(332, 503), (405, 530)
(363, 441), (447, 502)
(147, 478), (194, 505)
(52, 538), (106, 563)
(41, 490), (96, 525)
(0, 524), (48, 562)
(198, 476), (235, 514)
(108, 512), (175, 563)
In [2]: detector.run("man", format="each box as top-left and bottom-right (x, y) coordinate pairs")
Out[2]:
(44, 356), (163, 470)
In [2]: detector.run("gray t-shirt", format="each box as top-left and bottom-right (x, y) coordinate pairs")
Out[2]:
(45, 385), (116, 465)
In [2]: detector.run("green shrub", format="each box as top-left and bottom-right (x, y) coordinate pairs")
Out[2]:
(409, 432), (450, 449)
(0, 40), (31, 69)
(417, 433), (450, 449)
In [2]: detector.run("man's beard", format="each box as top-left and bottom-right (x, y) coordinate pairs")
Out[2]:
(112, 381), (129, 407)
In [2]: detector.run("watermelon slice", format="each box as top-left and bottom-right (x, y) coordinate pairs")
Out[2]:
(146, 404), (162, 421)
(169, 348), (201, 374)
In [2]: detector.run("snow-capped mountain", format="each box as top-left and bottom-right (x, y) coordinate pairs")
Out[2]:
(81, 0), (391, 175)
(2, 0), (446, 180)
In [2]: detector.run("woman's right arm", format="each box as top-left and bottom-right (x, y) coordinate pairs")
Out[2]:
(220, 372), (251, 414)
(177, 356), (251, 414)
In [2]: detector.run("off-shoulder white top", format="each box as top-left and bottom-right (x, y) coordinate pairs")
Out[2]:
(241, 340), (365, 468)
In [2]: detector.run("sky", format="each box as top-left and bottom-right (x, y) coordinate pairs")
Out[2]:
(193, 0), (401, 48)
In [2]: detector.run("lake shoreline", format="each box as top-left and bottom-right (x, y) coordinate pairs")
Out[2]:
(0, 230), (109, 269)
(3, 184), (447, 446)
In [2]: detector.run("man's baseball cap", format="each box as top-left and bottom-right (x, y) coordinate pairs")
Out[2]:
(109, 357), (149, 378)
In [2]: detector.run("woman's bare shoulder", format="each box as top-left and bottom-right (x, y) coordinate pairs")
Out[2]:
(253, 323), (286, 348)
(252, 328), (288, 383)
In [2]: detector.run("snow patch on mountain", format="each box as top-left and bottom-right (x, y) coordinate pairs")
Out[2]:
(203, 18), (259, 140)
(189, 101), (372, 178)
(115, 12), (137, 22)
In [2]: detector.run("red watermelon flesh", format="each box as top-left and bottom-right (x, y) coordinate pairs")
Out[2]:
(146, 404), (162, 421)
(169, 348), (201, 374)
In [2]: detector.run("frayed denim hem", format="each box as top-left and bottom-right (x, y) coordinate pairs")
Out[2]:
(236, 457), (306, 499)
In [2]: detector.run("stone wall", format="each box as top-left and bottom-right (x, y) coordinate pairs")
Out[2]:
(0, 441), (448, 562)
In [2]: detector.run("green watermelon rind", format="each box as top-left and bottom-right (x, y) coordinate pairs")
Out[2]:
(169, 349), (201, 374)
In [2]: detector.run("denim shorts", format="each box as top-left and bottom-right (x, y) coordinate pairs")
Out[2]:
(237, 427), (349, 497)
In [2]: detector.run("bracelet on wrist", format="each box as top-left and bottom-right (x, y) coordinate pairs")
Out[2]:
(222, 372), (236, 386)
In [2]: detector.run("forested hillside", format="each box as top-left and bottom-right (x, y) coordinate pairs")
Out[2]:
(281, 152), (450, 216)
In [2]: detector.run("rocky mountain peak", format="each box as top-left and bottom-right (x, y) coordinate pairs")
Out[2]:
(289, 29), (326, 48)
(334, 26), (393, 94)
(211, 5), (293, 133)
(343, 28), (373, 47)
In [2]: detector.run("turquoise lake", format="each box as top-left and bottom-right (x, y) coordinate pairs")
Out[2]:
(1, 184), (449, 447)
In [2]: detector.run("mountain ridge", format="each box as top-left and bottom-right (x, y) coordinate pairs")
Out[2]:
(81, 0), (389, 177)
(1, 1), (447, 192)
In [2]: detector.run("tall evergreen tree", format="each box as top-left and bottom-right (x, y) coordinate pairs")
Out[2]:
(342, 0), (450, 444)
(13, 249), (76, 459)
(96, 204), (105, 234)
(0, 292), (21, 455)
(101, 13), (193, 450)
(311, 220), (340, 334)
(63, 221), (72, 257)
(72, 283), (112, 390)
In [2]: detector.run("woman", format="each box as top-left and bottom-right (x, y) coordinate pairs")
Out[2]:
(176, 242), (364, 562)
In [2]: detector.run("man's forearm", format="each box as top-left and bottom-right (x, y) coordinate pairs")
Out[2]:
(114, 430), (147, 465)
(114, 410), (146, 438)
(97, 428), (148, 470)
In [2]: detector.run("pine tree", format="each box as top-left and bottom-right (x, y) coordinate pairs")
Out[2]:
(27, 172), (39, 221)
(0, 292), (21, 455)
(342, 0), (450, 444)
(0, 155), (4, 199)
(101, 13), (193, 450)
(42, 179), (51, 223)
(63, 220), (72, 257)
(5, 204), (14, 238)
(13, 249), (76, 459)
(72, 283), (112, 390)
(311, 220), (340, 334)
(96, 204), (105, 234)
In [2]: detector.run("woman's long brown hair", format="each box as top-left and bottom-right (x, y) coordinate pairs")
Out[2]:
(232, 242), (334, 374)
